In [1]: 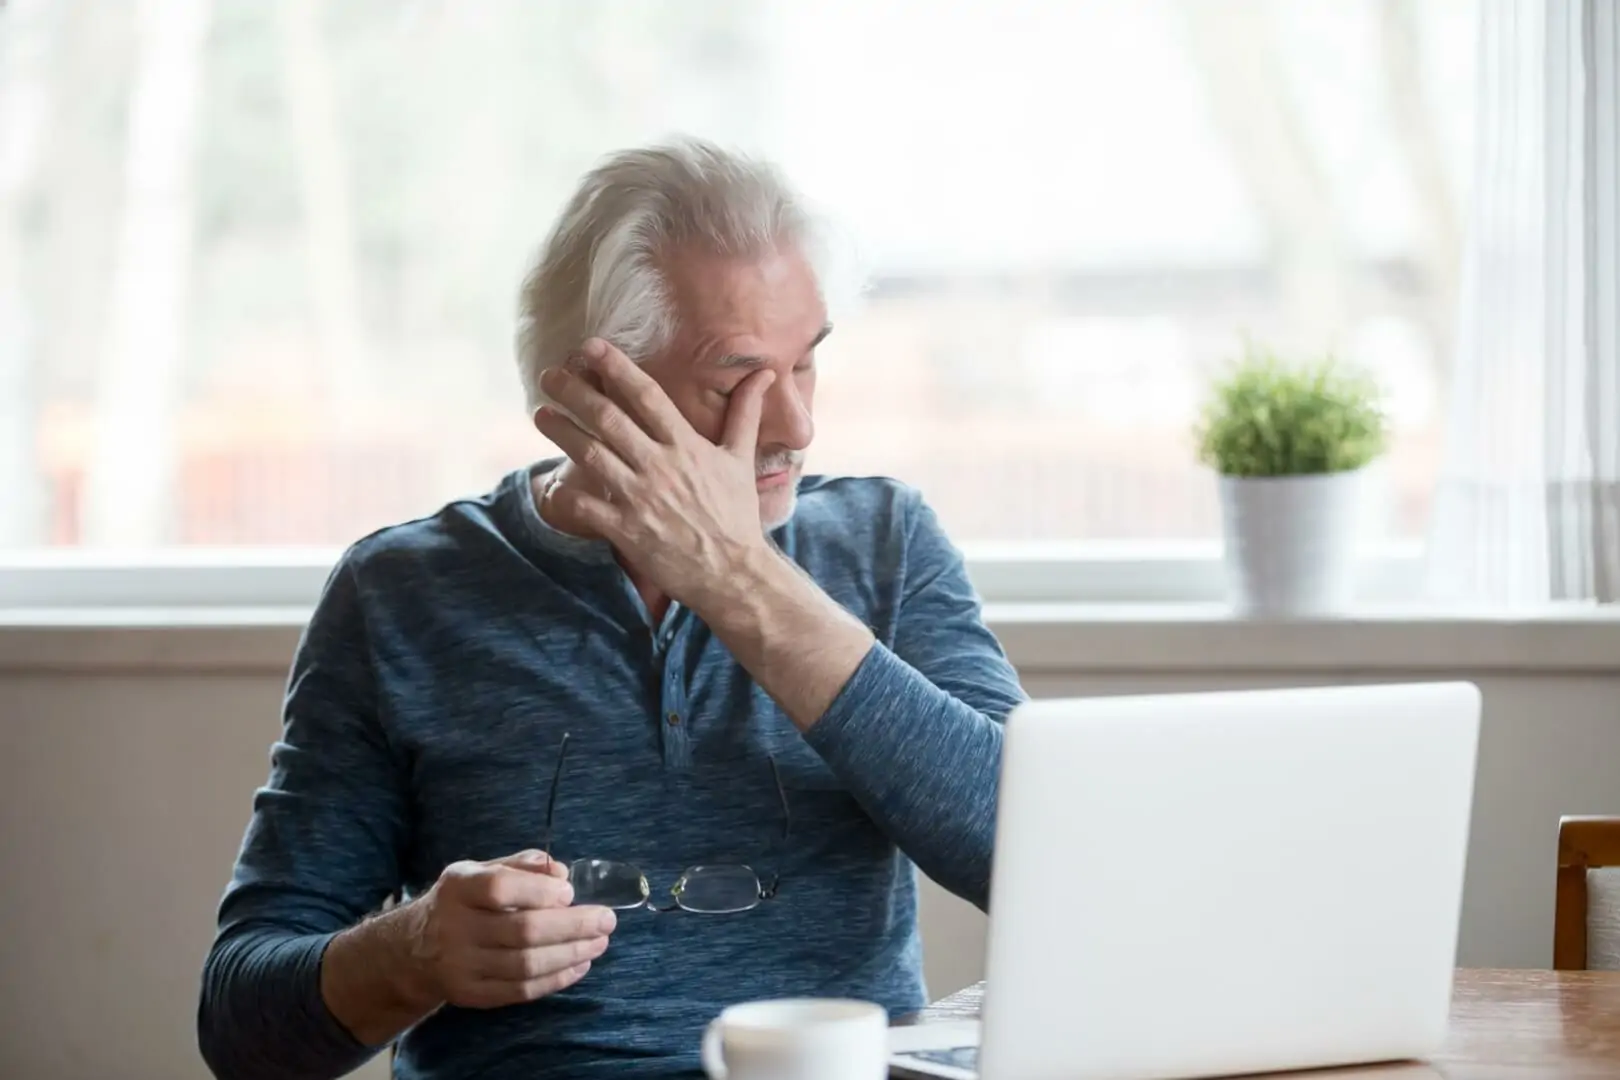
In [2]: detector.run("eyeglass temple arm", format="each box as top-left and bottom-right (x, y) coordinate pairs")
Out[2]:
(542, 732), (572, 859)
(769, 755), (791, 845)
(760, 755), (790, 898)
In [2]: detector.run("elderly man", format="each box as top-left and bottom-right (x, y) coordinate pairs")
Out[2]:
(198, 138), (1025, 1080)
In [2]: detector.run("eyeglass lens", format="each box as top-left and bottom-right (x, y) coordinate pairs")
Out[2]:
(569, 858), (764, 914)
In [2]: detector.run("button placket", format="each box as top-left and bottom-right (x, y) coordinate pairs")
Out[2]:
(659, 617), (692, 767)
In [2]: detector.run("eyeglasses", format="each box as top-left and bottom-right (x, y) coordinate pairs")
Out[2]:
(541, 732), (792, 914)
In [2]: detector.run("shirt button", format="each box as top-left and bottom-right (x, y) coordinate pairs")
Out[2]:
(667, 711), (681, 727)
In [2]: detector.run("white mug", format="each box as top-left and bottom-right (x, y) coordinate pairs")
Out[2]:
(701, 997), (888, 1080)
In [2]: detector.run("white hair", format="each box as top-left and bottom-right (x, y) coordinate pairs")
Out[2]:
(515, 137), (829, 412)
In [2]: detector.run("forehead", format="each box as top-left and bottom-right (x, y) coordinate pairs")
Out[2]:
(663, 245), (827, 361)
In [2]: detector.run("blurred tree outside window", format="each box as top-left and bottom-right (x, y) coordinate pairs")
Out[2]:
(0, 0), (1476, 549)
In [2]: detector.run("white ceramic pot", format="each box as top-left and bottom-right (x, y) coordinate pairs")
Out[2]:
(1217, 468), (1366, 616)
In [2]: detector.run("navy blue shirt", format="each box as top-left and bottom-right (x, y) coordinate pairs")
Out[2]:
(198, 462), (1025, 1079)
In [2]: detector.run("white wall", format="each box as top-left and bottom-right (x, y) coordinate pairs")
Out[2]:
(1, 616), (1617, 1079)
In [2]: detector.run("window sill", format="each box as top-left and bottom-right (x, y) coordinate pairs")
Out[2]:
(1, 604), (1615, 675)
(985, 603), (1620, 674)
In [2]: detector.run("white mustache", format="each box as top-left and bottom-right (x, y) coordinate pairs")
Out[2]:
(756, 450), (802, 477)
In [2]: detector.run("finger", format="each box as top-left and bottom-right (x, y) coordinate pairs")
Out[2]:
(460, 864), (576, 911)
(535, 856), (570, 881)
(472, 904), (618, 949)
(470, 933), (610, 981)
(581, 337), (684, 445)
(490, 849), (568, 879)
(518, 960), (594, 1000)
(546, 484), (626, 542)
(464, 961), (594, 1009)
(543, 363), (659, 468)
(533, 406), (638, 494)
(721, 369), (776, 457)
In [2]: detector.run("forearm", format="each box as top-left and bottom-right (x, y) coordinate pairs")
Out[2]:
(700, 545), (1005, 908)
(701, 544), (876, 732)
(198, 903), (435, 1080)
(196, 931), (362, 1080)
(802, 645), (1004, 908)
(320, 900), (442, 1048)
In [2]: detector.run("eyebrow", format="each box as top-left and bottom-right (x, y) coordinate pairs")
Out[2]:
(711, 323), (833, 370)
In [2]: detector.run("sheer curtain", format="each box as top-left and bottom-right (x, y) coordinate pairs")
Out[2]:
(1427, 0), (1619, 606)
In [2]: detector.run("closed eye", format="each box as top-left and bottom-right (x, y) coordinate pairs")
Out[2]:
(711, 351), (817, 398)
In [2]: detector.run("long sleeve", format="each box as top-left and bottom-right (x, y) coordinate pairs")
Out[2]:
(803, 490), (1026, 910)
(198, 558), (408, 1080)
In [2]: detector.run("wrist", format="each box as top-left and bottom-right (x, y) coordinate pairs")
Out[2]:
(695, 534), (877, 733)
(321, 899), (443, 1045)
(696, 540), (795, 631)
(386, 897), (444, 1013)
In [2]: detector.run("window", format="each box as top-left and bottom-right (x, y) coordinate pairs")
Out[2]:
(1, 1), (1475, 596)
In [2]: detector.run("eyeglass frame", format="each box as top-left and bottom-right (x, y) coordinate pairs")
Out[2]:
(540, 731), (792, 912)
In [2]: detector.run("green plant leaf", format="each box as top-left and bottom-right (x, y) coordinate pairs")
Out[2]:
(1192, 343), (1388, 477)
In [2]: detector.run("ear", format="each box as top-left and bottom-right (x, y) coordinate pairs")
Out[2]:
(566, 352), (609, 395)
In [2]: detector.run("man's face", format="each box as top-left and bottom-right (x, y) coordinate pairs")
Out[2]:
(639, 244), (828, 531)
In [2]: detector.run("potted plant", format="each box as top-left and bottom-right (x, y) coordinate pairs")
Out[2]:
(1194, 346), (1388, 616)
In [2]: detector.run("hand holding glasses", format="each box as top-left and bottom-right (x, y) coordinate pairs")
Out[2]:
(542, 733), (792, 914)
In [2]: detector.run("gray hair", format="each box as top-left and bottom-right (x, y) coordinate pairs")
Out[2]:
(515, 137), (826, 411)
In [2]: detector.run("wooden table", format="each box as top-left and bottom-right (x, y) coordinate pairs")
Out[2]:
(903, 969), (1620, 1078)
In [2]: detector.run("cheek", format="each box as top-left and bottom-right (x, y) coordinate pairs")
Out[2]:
(677, 392), (727, 444)
(635, 361), (715, 435)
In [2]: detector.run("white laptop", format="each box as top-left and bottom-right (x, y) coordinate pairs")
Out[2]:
(890, 681), (1481, 1080)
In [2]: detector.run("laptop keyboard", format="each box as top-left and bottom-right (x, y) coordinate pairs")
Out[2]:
(902, 1045), (981, 1070)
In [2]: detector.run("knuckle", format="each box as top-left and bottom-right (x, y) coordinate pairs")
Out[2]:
(633, 385), (663, 413)
(476, 876), (510, 908)
(528, 970), (572, 1000)
(439, 859), (480, 888)
(441, 875), (495, 911)
(517, 911), (545, 946)
(600, 415), (635, 452)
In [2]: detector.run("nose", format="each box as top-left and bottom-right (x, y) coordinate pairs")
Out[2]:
(758, 370), (814, 452)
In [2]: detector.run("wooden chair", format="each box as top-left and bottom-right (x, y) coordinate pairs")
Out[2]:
(1554, 815), (1620, 969)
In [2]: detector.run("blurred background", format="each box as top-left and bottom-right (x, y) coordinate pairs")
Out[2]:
(0, 0), (1477, 549)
